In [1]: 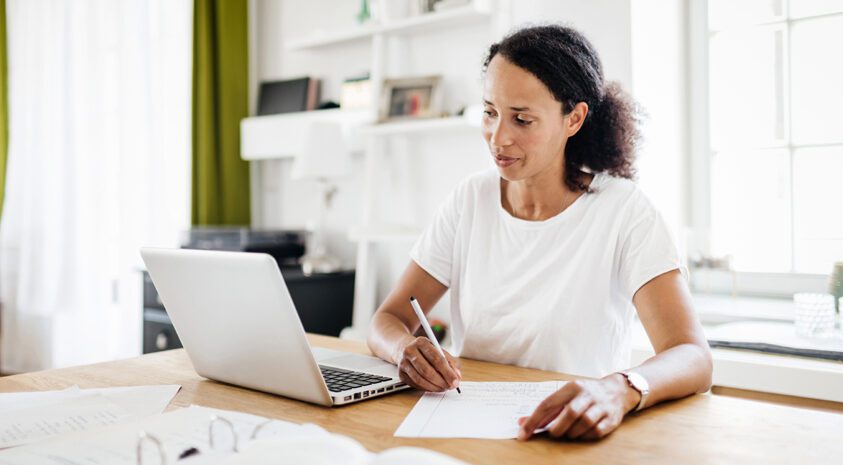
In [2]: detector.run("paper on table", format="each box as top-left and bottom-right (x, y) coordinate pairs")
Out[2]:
(394, 381), (566, 439)
(0, 385), (180, 418)
(0, 405), (324, 465)
(0, 385), (180, 448)
(221, 433), (370, 465)
(0, 393), (131, 449)
(0, 404), (470, 465)
(87, 385), (181, 418)
(0, 386), (80, 412)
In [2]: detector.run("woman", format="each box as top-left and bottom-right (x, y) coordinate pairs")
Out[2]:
(367, 24), (712, 441)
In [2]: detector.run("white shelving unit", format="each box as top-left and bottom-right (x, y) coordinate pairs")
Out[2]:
(242, 0), (509, 341)
(342, 1), (498, 341)
(360, 115), (480, 136)
(285, 4), (492, 51)
(241, 109), (373, 160)
(240, 111), (479, 160)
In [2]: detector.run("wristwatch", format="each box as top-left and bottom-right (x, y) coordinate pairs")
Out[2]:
(619, 371), (650, 412)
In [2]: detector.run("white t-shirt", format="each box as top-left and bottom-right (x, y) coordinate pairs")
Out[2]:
(410, 168), (684, 378)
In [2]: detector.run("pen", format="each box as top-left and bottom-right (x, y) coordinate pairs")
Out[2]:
(409, 296), (461, 394)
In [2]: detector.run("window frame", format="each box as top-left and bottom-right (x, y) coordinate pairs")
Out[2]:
(687, 0), (838, 299)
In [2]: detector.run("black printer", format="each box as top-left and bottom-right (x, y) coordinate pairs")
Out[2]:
(181, 227), (306, 266)
(142, 227), (354, 353)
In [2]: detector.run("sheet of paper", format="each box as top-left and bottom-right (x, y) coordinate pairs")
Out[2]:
(0, 393), (132, 448)
(220, 433), (370, 465)
(0, 405), (326, 465)
(0, 385), (180, 417)
(0, 385), (180, 448)
(0, 386), (81, 412)
(394, 381), (566, 439)
(88, 385), (181, 418)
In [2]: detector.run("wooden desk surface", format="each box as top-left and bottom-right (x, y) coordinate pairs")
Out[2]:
(1, 334), (842, 464)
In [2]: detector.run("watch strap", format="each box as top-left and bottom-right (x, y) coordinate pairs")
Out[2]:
(619, 371), (649, 412)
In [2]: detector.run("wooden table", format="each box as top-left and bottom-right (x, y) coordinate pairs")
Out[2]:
(1, 334), (842, 464)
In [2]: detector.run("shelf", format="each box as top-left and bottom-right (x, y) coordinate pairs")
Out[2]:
(348, 225), (422, 243)
(378, 4), (491, 36)
(361, 115), (481, 136)
(286, 4), (491, 50)
(241, 111), (482, 161)
(286, 26), (376, 50)
(240, 109), (375, 160)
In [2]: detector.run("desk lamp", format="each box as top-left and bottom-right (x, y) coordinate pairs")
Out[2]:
(291, 121), (351, 275)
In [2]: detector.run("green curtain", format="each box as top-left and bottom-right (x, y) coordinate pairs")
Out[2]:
(192, 0), (251, 226)
(0, 0), (8, 219)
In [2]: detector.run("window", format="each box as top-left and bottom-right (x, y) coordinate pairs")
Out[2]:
(1, 0), (192, 371)
(702, 0), (843, 277)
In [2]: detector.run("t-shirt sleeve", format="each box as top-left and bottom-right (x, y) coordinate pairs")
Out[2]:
(617, 199), (687, 299)
(409, 185), (463, 288)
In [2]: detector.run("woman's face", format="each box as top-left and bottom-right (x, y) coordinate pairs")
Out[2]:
(482, 55), (586, 183)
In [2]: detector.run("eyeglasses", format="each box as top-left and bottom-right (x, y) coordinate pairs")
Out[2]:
(136, 414), (275, 465)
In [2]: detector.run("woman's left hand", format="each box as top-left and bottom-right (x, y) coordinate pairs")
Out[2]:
(517, 374), (640, 441)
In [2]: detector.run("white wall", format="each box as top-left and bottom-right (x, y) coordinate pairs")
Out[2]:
(508, 0), (634, 88)
(250, 0), (688, 324)
(630, 0), (689, 246)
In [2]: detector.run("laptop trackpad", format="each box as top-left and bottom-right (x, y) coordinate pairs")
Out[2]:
(312, 348), (399, 377)
(322, 354), (388, 371)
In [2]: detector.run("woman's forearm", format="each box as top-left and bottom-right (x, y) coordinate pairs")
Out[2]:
(367, 310), (417, 364)
(623, 342), (713, 409)
(627, 270), (714, 410)
(367, 262), (450, 366)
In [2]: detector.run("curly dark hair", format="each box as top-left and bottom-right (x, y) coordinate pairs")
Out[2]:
(483, 24), (640, 192)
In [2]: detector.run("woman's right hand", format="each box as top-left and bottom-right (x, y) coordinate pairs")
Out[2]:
(395, 336), (462, 392)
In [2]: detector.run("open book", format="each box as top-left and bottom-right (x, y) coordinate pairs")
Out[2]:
(0, 405), (468, 465)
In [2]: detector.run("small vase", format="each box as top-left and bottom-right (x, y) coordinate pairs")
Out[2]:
(829, 261), (843, 315)
(357, 0), (371, 24)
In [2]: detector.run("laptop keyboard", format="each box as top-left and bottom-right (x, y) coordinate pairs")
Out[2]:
(319, 366), (393, 393)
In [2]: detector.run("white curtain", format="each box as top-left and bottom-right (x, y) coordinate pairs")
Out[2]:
(1, 0), (193, 372)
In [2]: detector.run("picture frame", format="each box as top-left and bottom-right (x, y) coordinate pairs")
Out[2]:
(378, 75), (444, 123)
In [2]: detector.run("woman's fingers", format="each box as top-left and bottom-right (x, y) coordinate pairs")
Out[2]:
(409, 351), (450, 390)
(563, 404), (607, 439)
(418, 342), (460, 389)
(444, 351), (463, 381)
(546, 394), (596, 438)
(444, 350), (461, 370)
(394, 337), (462, 393)
(398, 359), (446, 392)
(398, 340), (453, 391)
(519, 378), (632, 442)
(518, 382), (583, 440)
(579, 415), (617, 440)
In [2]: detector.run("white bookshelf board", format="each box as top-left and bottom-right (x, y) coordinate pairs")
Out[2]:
(361, 115), (480, 136)
(240, 109), (374, 160)
(286, 4), (491, 51)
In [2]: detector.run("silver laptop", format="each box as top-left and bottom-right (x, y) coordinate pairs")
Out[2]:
(140, 247), (409, 406)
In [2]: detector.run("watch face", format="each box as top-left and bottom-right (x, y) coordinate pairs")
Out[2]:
(627, 372), (649, 392)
